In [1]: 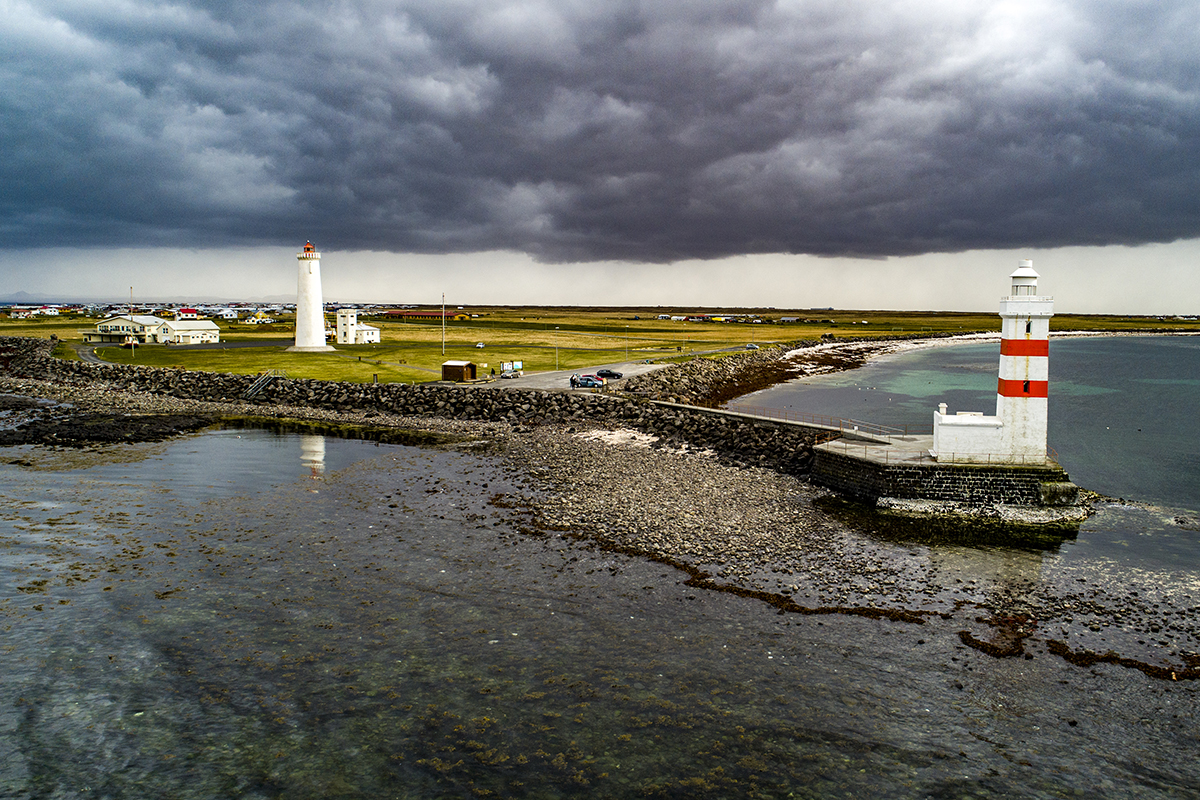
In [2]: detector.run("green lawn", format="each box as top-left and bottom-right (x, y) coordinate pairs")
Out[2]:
(93, 339), (661, 384)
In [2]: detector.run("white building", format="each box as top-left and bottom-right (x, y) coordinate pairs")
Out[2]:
(287, 241), (334, 352)
(81, 315), (221, 344)
(335, 308), (380, 344)
(161, 319), (221, 344)
(931, 260), (1053, 464)
(83, 315), (167, 344)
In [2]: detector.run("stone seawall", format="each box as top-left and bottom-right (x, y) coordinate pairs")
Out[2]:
(812, 447), (1078, 507)
(0, 337), (823, 475)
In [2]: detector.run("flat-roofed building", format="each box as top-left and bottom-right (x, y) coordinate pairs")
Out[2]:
(441, 360), (476, 382)
(336, 308), (381, 344)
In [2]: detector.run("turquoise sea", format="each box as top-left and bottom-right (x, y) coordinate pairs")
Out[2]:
(2, 337), (1199, 798)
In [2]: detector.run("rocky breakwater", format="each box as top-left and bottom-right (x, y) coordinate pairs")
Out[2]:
(0, 336), (820, 474)
(623, 343), (804, 406)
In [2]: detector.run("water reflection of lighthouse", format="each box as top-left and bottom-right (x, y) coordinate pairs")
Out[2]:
(300, 435), (326, 480)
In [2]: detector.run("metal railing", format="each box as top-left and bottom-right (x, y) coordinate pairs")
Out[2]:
(243, 369), (288, 400)
(725, 403), (931, 438)
(819, 438), (1056, 466)
(816, 439), (934, 464)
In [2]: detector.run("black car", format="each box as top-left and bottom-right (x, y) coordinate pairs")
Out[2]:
(595, 368), (623, 380)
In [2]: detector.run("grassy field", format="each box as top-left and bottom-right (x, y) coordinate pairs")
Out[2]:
(4, 308), (1195, 384)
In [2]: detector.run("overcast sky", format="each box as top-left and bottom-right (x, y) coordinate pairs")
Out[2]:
(3, 0), (1199, 312)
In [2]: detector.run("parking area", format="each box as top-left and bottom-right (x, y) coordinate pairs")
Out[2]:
(484, 360), (670, 390)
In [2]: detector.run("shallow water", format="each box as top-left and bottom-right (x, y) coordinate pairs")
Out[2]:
(2, 429), (1198, 798)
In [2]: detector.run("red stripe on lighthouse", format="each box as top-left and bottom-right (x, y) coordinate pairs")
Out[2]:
(998, 378), (1048, 397)
(1000, 339), (1049, 357)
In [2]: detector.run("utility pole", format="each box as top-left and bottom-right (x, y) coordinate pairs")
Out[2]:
(441, 293), (445, 356)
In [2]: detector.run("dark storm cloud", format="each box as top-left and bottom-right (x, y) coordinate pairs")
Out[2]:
(4, 0), (1200, 261)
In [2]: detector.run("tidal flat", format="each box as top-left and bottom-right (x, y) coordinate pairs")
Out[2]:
(2, 423), (1198, 798)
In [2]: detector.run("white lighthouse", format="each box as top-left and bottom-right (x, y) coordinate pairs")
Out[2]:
(931, 260), (1054, 463)
(995, 260), (1053, 457)
(287, 241), (334, 352)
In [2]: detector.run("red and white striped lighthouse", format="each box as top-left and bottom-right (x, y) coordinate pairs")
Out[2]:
(932, 260), (1054, 463)
(995, 260), (1053, 459)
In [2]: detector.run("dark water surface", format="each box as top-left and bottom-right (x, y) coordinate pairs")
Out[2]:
(2, 428), (1199, 798)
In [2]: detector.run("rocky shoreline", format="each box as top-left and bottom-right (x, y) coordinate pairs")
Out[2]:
(2, 335), (1198, 681)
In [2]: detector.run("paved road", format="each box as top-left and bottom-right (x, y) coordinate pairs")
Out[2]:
(70, 343), (104, 364)
(70, 339), (295, 364)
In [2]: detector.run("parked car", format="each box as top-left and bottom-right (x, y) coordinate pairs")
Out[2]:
(595, 368), (623, 380)
(576, 375), (604, 388)
(499, 370), (517, 379)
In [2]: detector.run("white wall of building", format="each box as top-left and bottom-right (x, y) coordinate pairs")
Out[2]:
(336, 308), (356, 344)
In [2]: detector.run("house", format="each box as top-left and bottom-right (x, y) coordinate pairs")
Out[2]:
(441, 360), (476, 382)
(83, 315), (168, 344)
(175, 308), (199, 320)
(161, 319), (220, 344)
(336, 309), (380, 344)
(243, 312), (276, 324)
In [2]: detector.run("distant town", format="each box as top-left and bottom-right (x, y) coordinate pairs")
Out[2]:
(6, 301), (1197, 323)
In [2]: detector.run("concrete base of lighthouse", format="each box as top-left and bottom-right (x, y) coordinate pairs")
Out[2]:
(284, 344), (336, 353)
(812, 433), (1084, 524)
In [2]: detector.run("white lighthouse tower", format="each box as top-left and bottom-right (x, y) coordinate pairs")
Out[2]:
(287, 241), (334, 352)
(995, 260), (1053, 458)
(931, 260), (1053, 463)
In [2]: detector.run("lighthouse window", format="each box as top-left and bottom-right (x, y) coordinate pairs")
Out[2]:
(1025, 319), (1032, 334)
(1023, 380), (1030, 393)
